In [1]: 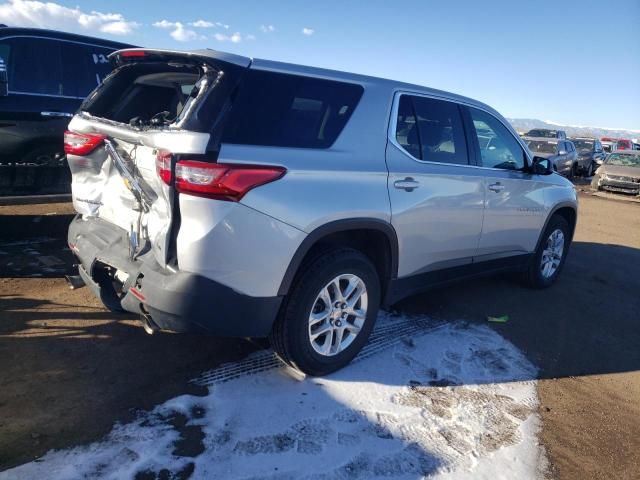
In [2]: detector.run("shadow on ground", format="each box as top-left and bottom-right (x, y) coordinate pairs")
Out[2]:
(397, 241), (640, 382)
(1, 239), (639, 475)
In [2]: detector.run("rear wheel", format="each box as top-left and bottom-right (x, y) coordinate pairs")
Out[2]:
(525, 215), (570, 288)
(270, 248), (380, 376)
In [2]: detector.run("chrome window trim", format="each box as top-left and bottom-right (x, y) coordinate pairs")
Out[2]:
(0, 34), (116, 99)
(387, 90), (532, 172)
(7, 90), (85, 100)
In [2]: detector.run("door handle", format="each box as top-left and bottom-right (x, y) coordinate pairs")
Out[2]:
(393, 177), (420, 192)
(41, 111), (73, 118)
(488, 182), (505, 193)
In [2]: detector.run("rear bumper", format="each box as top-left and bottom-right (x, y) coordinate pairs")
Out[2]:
(69, 215), (282, 336)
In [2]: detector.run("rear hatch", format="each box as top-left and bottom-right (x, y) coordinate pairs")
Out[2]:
(66, 48), (250, 267)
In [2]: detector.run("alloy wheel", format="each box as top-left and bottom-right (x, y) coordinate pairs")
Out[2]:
(308, 274), (368, 356)
(540, 229), (565, 278)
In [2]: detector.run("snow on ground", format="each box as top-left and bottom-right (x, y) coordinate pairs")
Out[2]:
(1, 314), (547, 480)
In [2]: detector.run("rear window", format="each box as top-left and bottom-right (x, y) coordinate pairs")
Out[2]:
(526, 129), (557, 138)
(61, 43), (117, 97)
(222, 70), (363, 148)
(82, 63), (202, 126)
(527, 140), (557, 154)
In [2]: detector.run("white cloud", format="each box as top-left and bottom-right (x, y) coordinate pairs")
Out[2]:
(260, 24), (275, 33)
(0, 0), (139, 35)
(188, 20), (228, 29)
(189, 19), (214, 28)
(152, 19), (174, 29)
(245, 34), (255, 41)
(302, 27), (315, 36)
(214, 31), (243, 43)
(152, 20), (198, 42)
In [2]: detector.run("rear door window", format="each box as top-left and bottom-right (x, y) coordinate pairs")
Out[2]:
(467, 107), (526, 170)
(394, 94), (468, 165)
(1, 37), (116, 98)
(5, 37), (63, 95)
(222, 70), (363, 148)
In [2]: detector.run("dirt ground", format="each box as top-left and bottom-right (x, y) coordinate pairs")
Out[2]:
(1, 192), (639, 478)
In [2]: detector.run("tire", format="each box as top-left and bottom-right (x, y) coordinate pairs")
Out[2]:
(585, 162), (594, 177)
(270, 248), (381, 376)
(524, 215), (571, 289)
(568, 163), (578, 180)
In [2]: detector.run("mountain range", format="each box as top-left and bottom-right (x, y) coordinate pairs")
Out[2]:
(507, 118), (639, 140)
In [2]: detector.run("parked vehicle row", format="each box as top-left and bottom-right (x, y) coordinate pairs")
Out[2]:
(0, 26), (132, 195)
(600, 136), (640, 153)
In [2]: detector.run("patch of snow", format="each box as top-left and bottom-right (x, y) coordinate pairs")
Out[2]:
(0, 316), (546, 479)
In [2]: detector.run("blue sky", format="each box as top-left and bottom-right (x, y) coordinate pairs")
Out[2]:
(1, 0), (638, 130)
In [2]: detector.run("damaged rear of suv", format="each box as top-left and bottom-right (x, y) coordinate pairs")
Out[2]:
(67, 49), (290, 335)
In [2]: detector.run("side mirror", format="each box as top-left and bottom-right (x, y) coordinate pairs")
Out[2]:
(0, 58), (7, 97)
(531, 156), (553, 175)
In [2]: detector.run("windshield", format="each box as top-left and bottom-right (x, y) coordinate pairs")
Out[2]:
(527, 140), (557, 154)
(606, 153), (640, 167)
(571, 139), (594, 151)
(526, 129), (557, 138)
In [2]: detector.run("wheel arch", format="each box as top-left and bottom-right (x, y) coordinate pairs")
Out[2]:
(277, 218), (399, 299)
(535, 203), (577, 252)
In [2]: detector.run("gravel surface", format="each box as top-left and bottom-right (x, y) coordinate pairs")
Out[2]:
(1, 193), (639, 478)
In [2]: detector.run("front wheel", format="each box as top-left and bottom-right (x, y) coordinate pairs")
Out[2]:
(525, 215), (571, 289)
(568, 163), (578, 180)
(270, 248), (380, 376)
(585, 162), (594, 177)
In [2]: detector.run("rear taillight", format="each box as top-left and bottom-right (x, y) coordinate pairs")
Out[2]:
(64, 131), (107, 155)
(174, 160), (286, 201)
(156, 150), (172, 185)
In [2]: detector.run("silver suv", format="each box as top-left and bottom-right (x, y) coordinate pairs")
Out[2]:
(66, 48), (577, 375)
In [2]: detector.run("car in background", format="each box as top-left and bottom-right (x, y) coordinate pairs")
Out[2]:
(523, 128), (567, 140)
(0, 26), (133, 196)
(526, 139), (579, 177)
(568, 137), (606, 176)
(591, 150), (640, 196)
(600, 137), (617, 153)
(615, 139), (633, 151)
